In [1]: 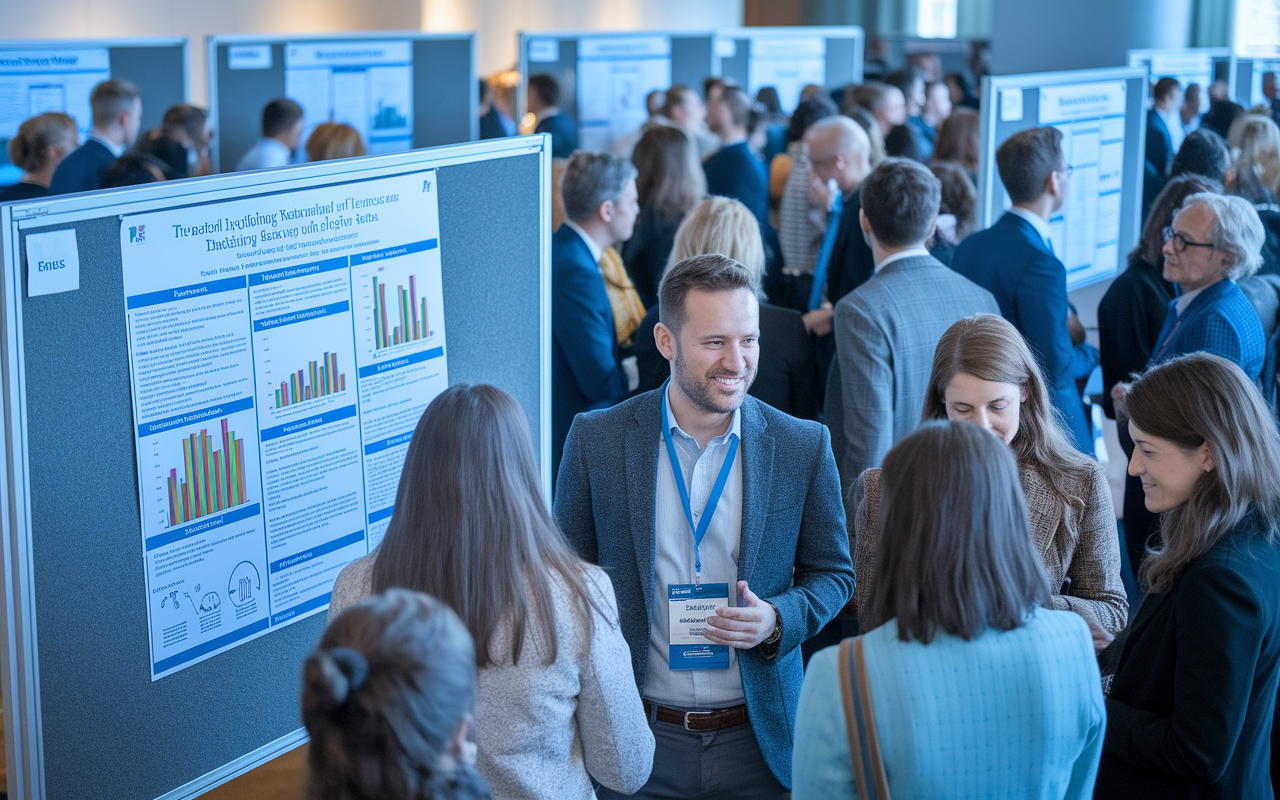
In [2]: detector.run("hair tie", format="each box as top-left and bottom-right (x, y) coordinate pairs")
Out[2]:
(327, 647), (369, 701)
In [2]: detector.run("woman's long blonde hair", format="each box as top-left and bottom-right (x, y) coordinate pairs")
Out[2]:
(666, 196), (766, 299)
(922, 315), (1094, 561)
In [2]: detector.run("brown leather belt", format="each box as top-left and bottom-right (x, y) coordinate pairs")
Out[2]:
(644, 701), (748, 731)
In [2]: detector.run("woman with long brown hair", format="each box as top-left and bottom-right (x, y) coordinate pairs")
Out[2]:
(329, 384), (653, 800)
(933, 107), (980, 182)
(852, 314), (1127, 647)
(1095, 353), (1280, 798)
(622, 125), (705, 307)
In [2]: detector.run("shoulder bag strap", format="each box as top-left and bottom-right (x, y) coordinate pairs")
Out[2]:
(838, 639), (873, 799)
(854, 636), (892, 799)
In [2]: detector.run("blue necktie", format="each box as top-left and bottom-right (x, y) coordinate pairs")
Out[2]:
(809, 190), (843, 311)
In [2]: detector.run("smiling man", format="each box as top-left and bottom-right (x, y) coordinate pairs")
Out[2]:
(554, 254), (853, 799)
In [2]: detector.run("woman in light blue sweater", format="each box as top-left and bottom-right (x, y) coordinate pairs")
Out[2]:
(793, 421), (1105, 799)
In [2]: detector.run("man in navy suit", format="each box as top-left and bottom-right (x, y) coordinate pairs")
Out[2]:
(950, 126), (1094, 453)
(552, 151), (640, 480)
(555, 254), (853, 798)
(529, 73), (578, 159)
(703, 86), (768, 227)
(1145, 77), (1184, 177)
(49, 79), (142, 195)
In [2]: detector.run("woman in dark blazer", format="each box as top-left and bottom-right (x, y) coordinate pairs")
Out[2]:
(1097, 352), (1280, 799)
(631, 196), (820, 420)
(622, 126), (704, 308)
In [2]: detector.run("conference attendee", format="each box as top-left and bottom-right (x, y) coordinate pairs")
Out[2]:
(804, 116), (874, 335)
(235, 98), (304, 172)
(883, 68), (929, 161)
(528, 74), (577, 159)
(631, 196), (820, 420)
(1200, 99), (1245, 141)
(307, 589), (490, 800)
(1095, 354), (1280, 799)
(610, 90), (670, 159)
(98, 153), (166, 188)
(551, 151), (640, 478)
(704, 87), (769, 227)
(330, 385), (653, 799)
(908, 51), (944, 83)
(1265, 71), (1280, 122)
(134, 129), (192, 179)
(951, 126), (1094, 453)
(945, 72), (980, 109)
(795, 422), (1105, 800)
(1143, 192), (1267, 380)
(1099, 176), (1219, 573)
(755, 87), (788, 164)
(775, 95), (839, 312)
(928, 159), (978, 264)
(844, 106), (886, 168)
(1225, 159), (1280, 275)
(1227, 113), (1280, 198)
(0, 112), (77, 203)
(555, 253), (854, 797)
(932, 107), (980, 183)
(1181, 82), (1203, 134)
(306, 122), (366, 162)
(1169, 128), (1231, 184)
(844, 81), (907, 143)
(852, 314), (1129, 643)
(49, 79), (141, 195)
(916, 79), (952, 154)
(160, 103), (213, 177)
(623, 126), (705, 308)
(825, 157), (998, 492)
(1146, 78), (1184, 177)
(663, 85), (719, 160)
(478, 78), (513, 139)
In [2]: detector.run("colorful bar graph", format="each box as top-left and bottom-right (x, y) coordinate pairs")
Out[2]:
(166, 417), (248, 526)
(372, 274), (429, 350)
(273, 352), (346, 408)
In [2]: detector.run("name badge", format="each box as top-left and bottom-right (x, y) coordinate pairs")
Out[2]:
(668, 583), (730, 671)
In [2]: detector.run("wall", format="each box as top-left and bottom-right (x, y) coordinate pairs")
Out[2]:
(0, 0), (421, 106)
(423, 0), (743, 75)
(990, 0), (1193, 75)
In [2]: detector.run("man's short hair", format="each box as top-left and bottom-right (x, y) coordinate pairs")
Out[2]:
(1180, 192), (1266, 280)
(1153, 77), (1182, 103)
(528, 74), (560, 107)
(561, 151), (637, 224)
(662, 86), (699, 119)
(659, 254), (755, 334)
(721, 86), (753, 129)
(844, 81), (890, 114)
(860, 157), (941, 248)
(885, 67), (922, 99)
(89, 79), (141, 126)
(262, 98), (304, 138)
(996, 127), (1065, 204)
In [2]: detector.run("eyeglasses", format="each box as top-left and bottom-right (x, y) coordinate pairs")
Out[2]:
(1057, 164), (1074, 177)
(1163, 226), (1215, 253)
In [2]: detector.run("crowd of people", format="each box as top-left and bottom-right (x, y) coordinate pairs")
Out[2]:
(6, 56), (1280, 800)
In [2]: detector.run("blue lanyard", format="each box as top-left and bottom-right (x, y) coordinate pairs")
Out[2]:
(661, 390), (739, 586)
(809, 183), (843, 311)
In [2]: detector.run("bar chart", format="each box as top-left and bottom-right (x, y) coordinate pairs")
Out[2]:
(273, 352), (347, 408)
(166, 417), (250, 526)
(372, 273), (428, 350)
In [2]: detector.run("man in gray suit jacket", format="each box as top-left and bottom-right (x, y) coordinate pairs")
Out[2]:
(826, 157), (1000, 494)
(555, 254), (854, 797)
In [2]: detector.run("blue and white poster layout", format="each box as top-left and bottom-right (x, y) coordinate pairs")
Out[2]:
(0, 48), (109, 181)
(1039, 81), (1127, 289)
(285, 41), (413, 155)
(748, 36), (826, 114)
(577, 36), (672, 153)
(121, 170), (447, 680)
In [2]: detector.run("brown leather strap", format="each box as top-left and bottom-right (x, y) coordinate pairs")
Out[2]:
(854, 637), (891, 799)
(643, 701), (748, 731)
(839, 640), (871, 800)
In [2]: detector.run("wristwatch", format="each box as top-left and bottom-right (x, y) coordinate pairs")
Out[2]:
(762, 601), (783, 646)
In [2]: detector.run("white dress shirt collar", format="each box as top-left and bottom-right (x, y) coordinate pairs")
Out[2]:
(664, 383), (742, 445)
(1175, 285), (1208, 316)
(1008, 206), (1054, 252)
(89, 134), (125, 158)
(563, 219), (604, 266)
(874, 246), (932, 273)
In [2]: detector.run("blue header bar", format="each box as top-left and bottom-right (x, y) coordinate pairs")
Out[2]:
(248, 256), (347, 286)
(349, 239), (436, 267)
(145, 503), (262, 552)
(260, 404), (357, 442)
(253, 300), (349, 332)
(364, 430), (414, 456)
(127, 276), (246, 309)
(356, 346), (443, 379)
(138, 396), (255, 437)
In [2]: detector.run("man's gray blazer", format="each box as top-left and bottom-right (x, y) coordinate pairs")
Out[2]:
(553, 388), (854, 789)
(824, 253), (1000, 494)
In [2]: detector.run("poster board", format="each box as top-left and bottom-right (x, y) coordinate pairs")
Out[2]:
(714, 26), (864, 113)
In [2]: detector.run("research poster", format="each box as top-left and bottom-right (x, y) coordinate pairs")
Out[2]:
(1039, 81), (1127, 288)
(0, 48), (109, 176)
(577, 36), (672, 152)
(285, 41), (414, 155)
(122, 170), (447, 679)
(748, 37), (825, 113)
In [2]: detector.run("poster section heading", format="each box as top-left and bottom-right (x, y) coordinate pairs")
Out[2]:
(1039, 81), (1128, 287)
(122, 170), (448, 680)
